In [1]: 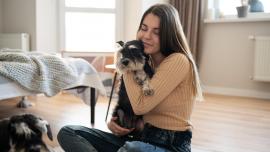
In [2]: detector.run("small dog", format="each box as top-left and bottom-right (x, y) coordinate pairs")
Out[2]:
(116, 40), (154, 96)
(0, 113), (53, 152)
(113, 40), (154, 138)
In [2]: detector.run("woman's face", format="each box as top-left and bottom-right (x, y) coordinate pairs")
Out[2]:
(137, 13), (160, 55)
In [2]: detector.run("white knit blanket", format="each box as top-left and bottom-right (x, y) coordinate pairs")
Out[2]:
(0, 52), (79, 96)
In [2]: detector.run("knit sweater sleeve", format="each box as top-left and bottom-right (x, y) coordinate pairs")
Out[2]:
(123, 53), (191, 115)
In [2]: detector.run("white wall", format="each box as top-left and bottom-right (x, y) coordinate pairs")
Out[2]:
(199, 21), (270, 99)
(1, 0), (58, 52)
(142, 0), (169, 12)
(0, 0), (3, 32)
(2, 0), (36, 50)
(123, 0), (143, 41)
(123, 0), (169, 41)
(36, 0), (58, 52)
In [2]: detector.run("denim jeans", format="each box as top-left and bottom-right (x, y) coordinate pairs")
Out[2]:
(140, 124), (192, 152)
(57, 124), (191, 152)
(117, 141), (171, 152)
(57, 125), (128, 152)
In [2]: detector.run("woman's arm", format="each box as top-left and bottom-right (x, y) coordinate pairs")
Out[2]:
(123, 53), (191, 115)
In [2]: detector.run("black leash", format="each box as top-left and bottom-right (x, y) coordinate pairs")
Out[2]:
(105, 72), (118, 122)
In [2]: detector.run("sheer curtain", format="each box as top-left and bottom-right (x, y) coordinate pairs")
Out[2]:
(170, 0), (204, 62)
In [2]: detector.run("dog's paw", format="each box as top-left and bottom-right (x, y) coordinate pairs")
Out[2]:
(136, 79), (144, 86)
(143, 88), (154, 96)
(134, 77), (144, 85)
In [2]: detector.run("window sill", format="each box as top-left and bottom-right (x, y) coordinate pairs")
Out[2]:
(61, 51), (114, 57)
(204, 13), (270, 23)
(204, 17), (270, 23)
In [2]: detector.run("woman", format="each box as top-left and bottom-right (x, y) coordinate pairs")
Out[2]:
(57, 3), (203, 152)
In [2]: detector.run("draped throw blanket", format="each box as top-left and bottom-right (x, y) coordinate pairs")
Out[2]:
(0, 52), (79, 96)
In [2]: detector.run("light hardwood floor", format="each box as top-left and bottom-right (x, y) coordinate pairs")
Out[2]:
(0, 93), (269, 152)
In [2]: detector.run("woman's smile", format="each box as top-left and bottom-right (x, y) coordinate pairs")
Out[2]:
(143, 41), (152, 48)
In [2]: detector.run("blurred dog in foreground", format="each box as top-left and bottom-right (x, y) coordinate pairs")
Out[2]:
(0, 113), (53, 152)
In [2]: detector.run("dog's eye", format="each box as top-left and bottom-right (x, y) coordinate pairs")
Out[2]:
(130, 48), (139, 52)
(121, 50), (128, 56)
(132, 49), (142, 54)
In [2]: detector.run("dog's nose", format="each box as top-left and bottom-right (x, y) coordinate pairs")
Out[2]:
(121, 60), (129, 66)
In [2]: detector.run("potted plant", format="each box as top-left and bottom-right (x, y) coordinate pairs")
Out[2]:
(249, 0), (264, 12)
(236, 0), (249, 17)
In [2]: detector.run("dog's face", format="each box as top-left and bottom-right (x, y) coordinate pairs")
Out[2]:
(116, 40), (148, 74)
(8, 114), (53, 152)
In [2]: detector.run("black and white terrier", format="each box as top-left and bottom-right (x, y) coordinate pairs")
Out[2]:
(113, 40), (154, 138)
(116, 40), (154, 96)
(0, 113), (53, 152)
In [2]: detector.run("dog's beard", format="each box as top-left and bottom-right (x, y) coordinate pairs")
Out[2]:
(116, 58), (145, 74)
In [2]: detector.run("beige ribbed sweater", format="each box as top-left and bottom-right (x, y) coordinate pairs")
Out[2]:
(123, 53), (195, 131)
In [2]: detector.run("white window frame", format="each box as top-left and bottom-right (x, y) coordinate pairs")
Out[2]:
(58, 0), (123, 53)
(205, 0), (270, 23)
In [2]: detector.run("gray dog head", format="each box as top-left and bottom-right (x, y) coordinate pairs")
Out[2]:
(116, 40), (149, 74)
(8, 113), (53, 152)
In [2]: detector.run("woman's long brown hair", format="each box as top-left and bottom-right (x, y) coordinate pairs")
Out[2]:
(138, 4), (203, 101)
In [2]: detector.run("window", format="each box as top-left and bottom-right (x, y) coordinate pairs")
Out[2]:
(59, 0), (123, 52)
(208, 0), (270, 18)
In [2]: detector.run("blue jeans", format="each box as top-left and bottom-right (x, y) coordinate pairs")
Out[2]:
(57, 125), (127, 152)
(140, 124), (192, 152)
(118, 141), (171, 152)
(57, 124), (191, 152)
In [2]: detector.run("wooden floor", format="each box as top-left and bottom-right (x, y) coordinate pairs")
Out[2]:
(0, 93), (270, 152)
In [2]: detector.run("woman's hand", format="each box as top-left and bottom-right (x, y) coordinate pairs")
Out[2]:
(107, 117), (134, 136)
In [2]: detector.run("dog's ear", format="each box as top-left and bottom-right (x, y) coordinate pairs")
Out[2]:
(46, 124), (53, 141)
(144, 54), (150, 61)
(35, 118), (53, 141)
(135, 40), (149, 60)
(23, 114), (53, 141)
(116, 41), (125, 47)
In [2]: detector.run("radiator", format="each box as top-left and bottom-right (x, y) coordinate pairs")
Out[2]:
(252, 36), (270, 82)
(0, 33), (30, 51)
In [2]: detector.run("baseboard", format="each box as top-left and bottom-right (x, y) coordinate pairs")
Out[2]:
(202, 85), (270, 100)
